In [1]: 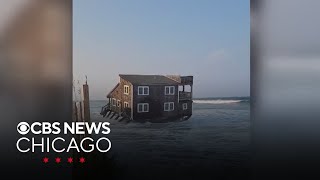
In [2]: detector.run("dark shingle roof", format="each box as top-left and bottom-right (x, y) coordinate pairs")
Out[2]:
(119, 74), (179, 85)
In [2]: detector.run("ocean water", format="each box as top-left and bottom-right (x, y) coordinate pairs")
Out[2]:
(90, 97), (250, 179)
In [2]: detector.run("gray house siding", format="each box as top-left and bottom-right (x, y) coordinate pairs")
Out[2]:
(132, 85), (178, 120)
(109, 78), (132, 114)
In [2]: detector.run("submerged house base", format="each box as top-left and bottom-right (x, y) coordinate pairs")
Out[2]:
(100, 74), (193, 122)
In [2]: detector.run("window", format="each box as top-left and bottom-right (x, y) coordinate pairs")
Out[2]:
(137, 103), (149, 113)
(165, 86), (175, 95)
(124, 102), (129, 108)
(164, 102), (174, 111)
(117, 100), (121, 107)
(124, 85), (129, 95)
(138, 86), (149, 95)
(112, 98), (116, 106)
(183, 103), (187, 110)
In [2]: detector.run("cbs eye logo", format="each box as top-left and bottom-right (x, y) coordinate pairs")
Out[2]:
(17, 122), (30, 135)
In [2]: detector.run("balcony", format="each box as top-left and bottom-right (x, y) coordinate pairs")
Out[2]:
(180, 76), (193, 85)
(179, 91), (192, 100)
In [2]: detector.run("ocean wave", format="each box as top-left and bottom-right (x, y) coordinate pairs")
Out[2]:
(193, 99), (245, 104)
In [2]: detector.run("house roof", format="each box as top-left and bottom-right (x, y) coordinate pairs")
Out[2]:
(119, 74), (179, 85)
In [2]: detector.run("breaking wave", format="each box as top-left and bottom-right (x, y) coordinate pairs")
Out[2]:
(193, 99), (246, 104)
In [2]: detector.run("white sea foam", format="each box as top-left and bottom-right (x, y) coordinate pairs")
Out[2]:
(193, 99), (243, 104)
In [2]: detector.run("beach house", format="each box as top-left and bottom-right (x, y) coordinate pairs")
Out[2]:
(102, 74), (193, 121)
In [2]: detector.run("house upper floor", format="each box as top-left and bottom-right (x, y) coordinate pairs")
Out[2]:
(107, 74), (193, 101)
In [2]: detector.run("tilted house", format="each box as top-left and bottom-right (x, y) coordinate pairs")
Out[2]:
(106, 74), (193, 121)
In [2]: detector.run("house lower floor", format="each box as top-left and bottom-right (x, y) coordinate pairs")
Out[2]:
(132, 100), (192, 120)
(104, 98), (192, 121)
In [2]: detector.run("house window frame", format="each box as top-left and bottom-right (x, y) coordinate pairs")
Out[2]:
(124, 102), (129, 108)
(183, 103), (188, 110)
(164, 102), (174, 111)
(112, 98), (116, 106)
(124, 85), (129, 95)
(165, 86), (175, 95)
(117, 100), (121, 107)
(137, 103), (149, 113)
(138, 86), (149, 95)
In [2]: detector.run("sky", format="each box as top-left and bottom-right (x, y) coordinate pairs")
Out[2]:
(73, 0), (250, 100)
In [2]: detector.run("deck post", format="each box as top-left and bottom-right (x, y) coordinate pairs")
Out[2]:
(191, 85), (193, 99)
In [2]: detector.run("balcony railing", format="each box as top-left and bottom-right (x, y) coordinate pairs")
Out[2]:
(179, 91), (192, 100)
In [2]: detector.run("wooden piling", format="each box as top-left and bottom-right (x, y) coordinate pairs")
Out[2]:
(82, 83), (90, 123)
(73, 80), (90, 123)
(73, 80), (91, 151)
